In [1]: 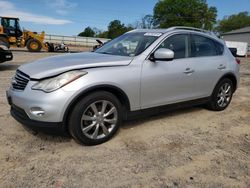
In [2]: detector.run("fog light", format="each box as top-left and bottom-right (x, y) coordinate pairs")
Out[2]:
(30, 107), (45, 117)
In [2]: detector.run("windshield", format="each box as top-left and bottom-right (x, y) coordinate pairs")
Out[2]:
(95, 32), (161, 57)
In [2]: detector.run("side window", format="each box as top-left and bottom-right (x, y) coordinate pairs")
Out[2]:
(191, 35), (217, 57)
(214, 41), (224, 55)
(158, 34), (189, 59)
(9, 20), (16, 28)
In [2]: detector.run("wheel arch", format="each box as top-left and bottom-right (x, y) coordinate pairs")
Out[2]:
(63, 84), (131, 131)
(215, 73), (238, 93)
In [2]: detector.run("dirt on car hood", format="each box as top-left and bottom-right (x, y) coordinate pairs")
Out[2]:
(19, 52), (133, 79)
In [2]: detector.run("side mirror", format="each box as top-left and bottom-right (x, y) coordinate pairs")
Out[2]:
(150, 48), (174, 62)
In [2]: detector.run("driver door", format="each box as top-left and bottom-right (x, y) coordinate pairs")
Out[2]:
(141, 34), (197, 109)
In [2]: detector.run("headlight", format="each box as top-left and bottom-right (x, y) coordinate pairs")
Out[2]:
(32, 70), (87, 93)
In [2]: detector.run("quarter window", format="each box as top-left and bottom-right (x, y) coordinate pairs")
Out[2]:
(214, 41), (224, 55)
(158, 34), (189, 59)
(191, 35), (218, 57)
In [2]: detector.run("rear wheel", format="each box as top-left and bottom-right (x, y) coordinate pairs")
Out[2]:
(207, 78), (233, 111)
(26, 39), (42, 52)
(0, 36), (10, 48)
(68, 91), (122, 145)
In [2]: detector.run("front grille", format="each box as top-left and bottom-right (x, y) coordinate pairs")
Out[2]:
(12, 70), (30, 91)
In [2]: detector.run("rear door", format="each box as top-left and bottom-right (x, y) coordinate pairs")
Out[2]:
(188, 34), (227, 98)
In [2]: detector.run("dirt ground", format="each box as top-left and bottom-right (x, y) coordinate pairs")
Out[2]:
(0, 50), (249, 188)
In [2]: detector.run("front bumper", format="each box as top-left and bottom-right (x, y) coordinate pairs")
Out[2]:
(6, 81), (77, 134)
(10, 104), (66, 135)
(6, 81), (76, 123)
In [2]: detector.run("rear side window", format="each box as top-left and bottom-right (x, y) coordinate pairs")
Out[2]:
(214, 41), (224, 55)
(191, 35), (218, 57)
(158, 34), (189, 59)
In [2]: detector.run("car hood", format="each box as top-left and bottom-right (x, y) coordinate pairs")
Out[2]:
(19, 52), (133, 79)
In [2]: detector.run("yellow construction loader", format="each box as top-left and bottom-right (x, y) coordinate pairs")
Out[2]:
(0, 16), (48, 52)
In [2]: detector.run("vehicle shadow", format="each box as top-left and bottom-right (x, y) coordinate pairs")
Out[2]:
(34, 132), (72, 144)
(21, 106), (205, 144)
(21, 125), (72, 143)
(122, 106), (204, 129)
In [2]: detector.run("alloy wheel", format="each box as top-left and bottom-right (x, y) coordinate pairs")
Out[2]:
(80, 100), (118, 139)
(217, 83), (232, 108)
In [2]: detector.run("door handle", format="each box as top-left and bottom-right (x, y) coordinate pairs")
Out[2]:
(218, 64), (226, 70)
(183, 68), (195, 74)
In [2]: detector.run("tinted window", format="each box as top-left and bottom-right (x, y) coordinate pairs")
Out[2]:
(214, 41), (224, 55)
(2, 18), (15, 28)
(191, 35), (218, 57)
(158, 34), (189, 59)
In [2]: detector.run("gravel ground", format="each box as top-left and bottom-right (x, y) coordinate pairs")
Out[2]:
(0, 50), (249, 188)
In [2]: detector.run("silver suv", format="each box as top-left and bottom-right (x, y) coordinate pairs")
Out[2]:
(7, 27), (240, 145)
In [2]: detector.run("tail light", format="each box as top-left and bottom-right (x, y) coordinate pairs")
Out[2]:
(235, 58), (241, 65)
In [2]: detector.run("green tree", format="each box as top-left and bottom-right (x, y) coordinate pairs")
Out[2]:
(153, 0), (217, 30)
(78, 27), (95, 37)
(97, 31), (108, 38)
(216, 12), (250, 33)
(107, 20), (132, 39)
(140, 15), (154, 29)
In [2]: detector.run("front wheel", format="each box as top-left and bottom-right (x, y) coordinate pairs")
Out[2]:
(68, 91), (122, 145)
(26, 39), (42, 52)
(207, 78), (234, 111)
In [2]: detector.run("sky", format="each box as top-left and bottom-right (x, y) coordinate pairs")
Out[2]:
(0, 0), (249, 36)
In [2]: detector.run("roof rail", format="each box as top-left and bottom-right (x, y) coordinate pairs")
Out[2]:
(168, 26), (219, 38)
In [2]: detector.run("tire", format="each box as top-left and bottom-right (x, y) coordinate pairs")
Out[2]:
(68, 91), (122, 145)
(207, 78), (234, 111)
(26, 39), (42, 52)
(0, 36), (10, 48)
